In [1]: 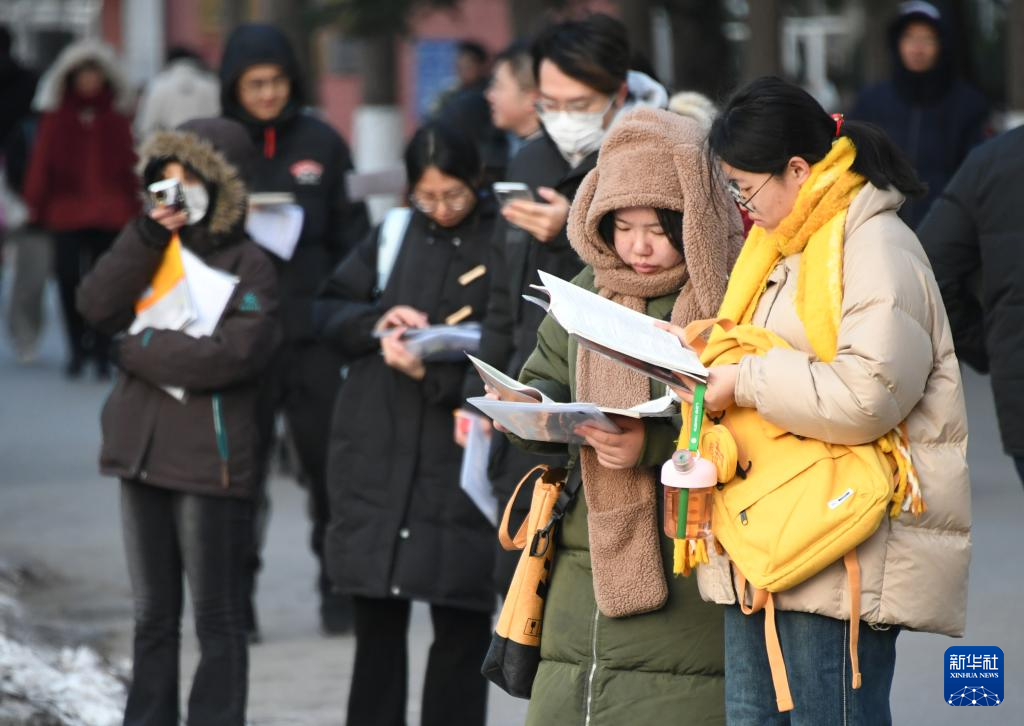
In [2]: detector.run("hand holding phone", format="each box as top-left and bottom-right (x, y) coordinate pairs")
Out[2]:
(500, 186), (571, 243)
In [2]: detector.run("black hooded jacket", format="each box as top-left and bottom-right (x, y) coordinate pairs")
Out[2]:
(918, 127), (1024, 456)
(77, 118), (281, 498)
(851, 2), (988, 228)
(220, 24), (369, 342)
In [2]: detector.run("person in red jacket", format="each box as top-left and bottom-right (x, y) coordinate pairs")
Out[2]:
(24, 40), (139, 378)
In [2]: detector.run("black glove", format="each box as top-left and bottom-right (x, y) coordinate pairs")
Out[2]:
(137, 215), (174, 250)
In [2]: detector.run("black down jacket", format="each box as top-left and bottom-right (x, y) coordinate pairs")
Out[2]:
(918, 126), (1024, 456)
(220, 23), (370, 342)
(318, 197), (498, 612)
(850, 3), (989, 228)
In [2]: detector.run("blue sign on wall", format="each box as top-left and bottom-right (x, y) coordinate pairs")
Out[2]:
(415, 39), (458, 121)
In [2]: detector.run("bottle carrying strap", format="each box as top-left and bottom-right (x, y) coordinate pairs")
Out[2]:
(675, 383), (707, 538)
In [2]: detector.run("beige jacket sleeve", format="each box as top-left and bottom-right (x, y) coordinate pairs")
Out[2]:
(734, 215), (937, 446)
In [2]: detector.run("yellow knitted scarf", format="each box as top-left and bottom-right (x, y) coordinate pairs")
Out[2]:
(712, 136), (924, 522)
(718, 137), (863, 361)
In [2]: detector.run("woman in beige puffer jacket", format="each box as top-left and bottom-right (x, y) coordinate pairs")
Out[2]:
(665, 77), (970, 726)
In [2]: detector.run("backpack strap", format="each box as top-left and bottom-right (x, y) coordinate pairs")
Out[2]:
(734, 550), (865, 714)
(375, 207), (412, 294)
(735, 572), (794, 712)
(844, 549), (864, 689)
(679, 317), (736, 355)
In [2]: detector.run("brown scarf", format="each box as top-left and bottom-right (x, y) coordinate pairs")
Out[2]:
(567, 108), (742, 617)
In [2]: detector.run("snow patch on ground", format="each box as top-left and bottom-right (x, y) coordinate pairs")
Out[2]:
(0, 562), (126, 725)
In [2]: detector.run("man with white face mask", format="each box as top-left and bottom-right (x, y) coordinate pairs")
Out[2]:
(460, 13), (667, 595)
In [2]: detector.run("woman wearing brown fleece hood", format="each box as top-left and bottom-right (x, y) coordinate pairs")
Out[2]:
(508, 107), (743, 723)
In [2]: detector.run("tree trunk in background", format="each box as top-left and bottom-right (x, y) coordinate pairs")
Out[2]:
(509, 0), (556, 39)
(1009, 0), (1024, 112)
(359, 34), (398, 105)
(742, 0), (781, 83)
(668, 0), (732, 100)
(861, 0), (894, 86)
(353, 33), (403, 222)
(221, 0), (249, 29)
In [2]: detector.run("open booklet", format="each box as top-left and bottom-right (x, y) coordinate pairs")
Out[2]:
(376, 323), (482, 362)
(465, 355), (677, 445)
(523, 270), (709, 389)
(131, 236), (195, 336)
(131, 239), (240, 402)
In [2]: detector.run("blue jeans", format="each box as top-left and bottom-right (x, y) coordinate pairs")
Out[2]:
(120, 480), (252, 726)
(725, 606), (899, 725)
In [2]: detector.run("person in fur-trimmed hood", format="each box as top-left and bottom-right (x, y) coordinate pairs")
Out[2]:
(77, 117), (279, 726)
(505, 107), (743, 725)
(24, 39), (139, 378)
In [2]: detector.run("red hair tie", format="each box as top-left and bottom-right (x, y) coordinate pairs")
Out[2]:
(831, 113), (845, 138)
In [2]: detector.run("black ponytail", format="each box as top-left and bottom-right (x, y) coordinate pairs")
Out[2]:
(707, 76), (926, 198)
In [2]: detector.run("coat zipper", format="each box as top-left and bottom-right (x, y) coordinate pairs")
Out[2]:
(583, 605), (600, 726)
(212, 394), (230, 488)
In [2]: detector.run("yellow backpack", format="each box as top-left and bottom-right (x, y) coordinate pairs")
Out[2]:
(676, 318), (921, 712)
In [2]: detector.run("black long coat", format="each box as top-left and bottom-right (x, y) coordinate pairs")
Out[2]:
(918, 126), (1024, 456)
(318, 199), (498, 612)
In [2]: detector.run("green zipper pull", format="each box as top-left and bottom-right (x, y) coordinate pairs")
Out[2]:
(212, 395), (230, 488)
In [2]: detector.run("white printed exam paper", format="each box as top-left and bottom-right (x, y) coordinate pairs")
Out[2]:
(525, 270), (709, 386)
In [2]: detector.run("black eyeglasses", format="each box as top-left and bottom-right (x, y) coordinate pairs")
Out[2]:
(727, 175), (772, 214)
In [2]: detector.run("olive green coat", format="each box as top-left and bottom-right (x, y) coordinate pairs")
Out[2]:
(512, 268), (725, 726)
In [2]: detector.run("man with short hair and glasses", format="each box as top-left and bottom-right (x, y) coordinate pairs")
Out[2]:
(459, 13), (669, 595)
(219, 23), (369, 641)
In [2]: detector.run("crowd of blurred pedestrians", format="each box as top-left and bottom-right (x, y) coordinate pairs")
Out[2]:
(0, 0), (1019, 724)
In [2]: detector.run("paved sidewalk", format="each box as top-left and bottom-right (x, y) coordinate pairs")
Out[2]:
(0, 283), (1021, 724)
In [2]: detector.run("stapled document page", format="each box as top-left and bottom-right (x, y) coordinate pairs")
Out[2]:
(130, 235), (195, 336)
(395, 324), (481, 362)
(467, 354), (678, 418)
(246, 202), (304, 261)
(524, 270), (709, 387)
(160, 247), (240, 402)
(467, 396), (621, 445)
(459, 414), (497, 526)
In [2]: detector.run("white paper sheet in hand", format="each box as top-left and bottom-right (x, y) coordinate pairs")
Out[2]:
(459, 415), (497, 526)
(529, 270), (708, 384)
(180, 247), (239, 338)
(246, 203), (304, 261)
(161, 248), (240, 402)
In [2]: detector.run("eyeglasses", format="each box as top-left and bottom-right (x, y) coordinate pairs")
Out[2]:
(727, 175), (772, 214)
(409, 187), (473, 214)
(535, 95), (614, 115)
(239, 75), (290, 94)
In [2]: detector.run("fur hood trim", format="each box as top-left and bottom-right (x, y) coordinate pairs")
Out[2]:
(34, 40), (134, 114)
(137, 130), (247, 236)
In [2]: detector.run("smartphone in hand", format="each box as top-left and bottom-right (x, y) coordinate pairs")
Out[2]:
(492, 181), (535, 208)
